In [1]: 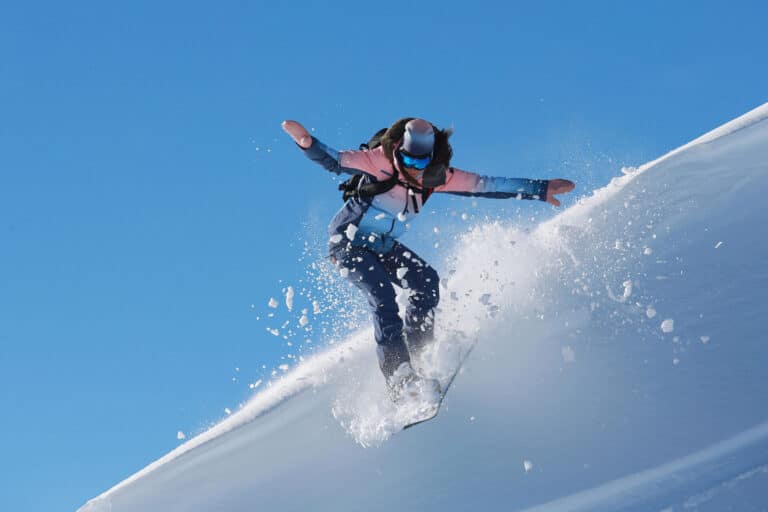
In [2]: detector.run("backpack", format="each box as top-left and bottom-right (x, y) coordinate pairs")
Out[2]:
(338, 128), (399, 202)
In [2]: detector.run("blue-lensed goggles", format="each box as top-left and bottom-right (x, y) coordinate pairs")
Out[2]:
(400, 152), (432, 170)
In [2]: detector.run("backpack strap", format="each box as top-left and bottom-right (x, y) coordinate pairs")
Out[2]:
(358, 168), (399, 197)
(339, 168), (400, 202)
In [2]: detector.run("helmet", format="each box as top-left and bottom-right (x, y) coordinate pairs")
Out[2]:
(399, 119), (434, 170)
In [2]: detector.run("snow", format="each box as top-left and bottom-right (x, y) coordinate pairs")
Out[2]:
(79, 103), (768, 512)
(345, 224), (358, 241)
(285, 286), (295, 311)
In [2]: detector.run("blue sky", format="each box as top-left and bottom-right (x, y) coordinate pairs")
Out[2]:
(1, 1), (766, 510)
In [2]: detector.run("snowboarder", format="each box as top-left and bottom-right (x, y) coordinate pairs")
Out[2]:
(282, 118), (574, 401)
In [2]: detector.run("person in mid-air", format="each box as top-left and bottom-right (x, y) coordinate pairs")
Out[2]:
(282, 118), (575, 401)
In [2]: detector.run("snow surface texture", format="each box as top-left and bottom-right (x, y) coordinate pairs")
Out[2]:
(79, 104), (768, 512)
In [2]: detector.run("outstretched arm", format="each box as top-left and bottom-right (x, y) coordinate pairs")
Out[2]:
(437, 167), (574, 206)
(281, 120), (372, 177)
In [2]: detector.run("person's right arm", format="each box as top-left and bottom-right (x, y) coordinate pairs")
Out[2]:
(282, 120), (371, 177)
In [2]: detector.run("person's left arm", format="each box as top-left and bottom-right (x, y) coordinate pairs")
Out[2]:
(436, 167), (574, 207)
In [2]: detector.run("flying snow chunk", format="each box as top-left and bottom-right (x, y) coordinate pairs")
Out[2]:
(299, 314), (309, 327)
(279, 364), (290, 372)
(561, 346), (576, 363)
(285, 286), (295, 311)
(176, 431), (186, 440)
(700, 335), (711, 344)
(249, 379), (263, 389)
(339, 268), (349, 278)
(661, 318), (675, 333)
(313, 301), (321, 314)
(224, 408), (232, 415)
(329, 234), (343, 244)
(646, 306), (657, 319)
(345, 224), (358, 241)
(715, 241), (723, 249)
(268, 298), (279, 309)
(396, 267), (409, 280)
(644, 247), (653, 256)
(523, 460), (533, 472)
(621, 280), (633, 301)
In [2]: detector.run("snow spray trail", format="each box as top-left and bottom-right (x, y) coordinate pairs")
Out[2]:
(79, 103), (768, 512)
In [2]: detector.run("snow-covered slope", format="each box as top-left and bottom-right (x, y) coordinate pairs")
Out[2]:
(79, 104), (768, 512)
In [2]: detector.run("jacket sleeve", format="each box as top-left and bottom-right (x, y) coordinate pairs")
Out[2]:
(301, 137), (373, 177)
(435, 167), (549, 201)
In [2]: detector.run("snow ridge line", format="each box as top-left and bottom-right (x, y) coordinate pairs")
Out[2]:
(80, 331), (371, 508)
(519, 419), (768, 512)
(638, 102), (768, 174)
(542, 102), (768, 230)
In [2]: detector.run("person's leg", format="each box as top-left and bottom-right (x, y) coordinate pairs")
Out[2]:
(333, 246), (410, 378)
(382, 242), (440, 355)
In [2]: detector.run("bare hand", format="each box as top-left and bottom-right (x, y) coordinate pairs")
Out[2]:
(546, 179), (575, 207)
(281, 120), (313, 149)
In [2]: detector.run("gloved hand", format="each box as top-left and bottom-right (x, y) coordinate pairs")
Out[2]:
(546, 179), (575, 207)
(281, 120), (313, 149)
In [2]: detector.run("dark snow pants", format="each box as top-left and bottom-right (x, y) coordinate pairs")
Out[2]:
(331, 241), (440, 378)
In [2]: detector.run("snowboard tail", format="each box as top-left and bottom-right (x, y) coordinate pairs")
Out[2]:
(402, 337), (478, 430)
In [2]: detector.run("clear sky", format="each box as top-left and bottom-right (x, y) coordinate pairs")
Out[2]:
(1, 1), (766, 510)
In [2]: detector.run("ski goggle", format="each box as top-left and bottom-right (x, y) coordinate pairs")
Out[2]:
(399, 151), (432, 170)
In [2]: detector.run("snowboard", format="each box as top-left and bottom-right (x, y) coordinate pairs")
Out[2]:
(402, 337), (478, 430)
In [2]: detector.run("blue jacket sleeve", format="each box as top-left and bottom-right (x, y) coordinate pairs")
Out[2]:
(438, 167), (549, 201)
(301, 137), (363, 177)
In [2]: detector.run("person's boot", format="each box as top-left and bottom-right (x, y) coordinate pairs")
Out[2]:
(386, 361), (441, 404)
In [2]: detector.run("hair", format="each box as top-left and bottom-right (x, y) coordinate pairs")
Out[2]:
(380, 118), (454, 186)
